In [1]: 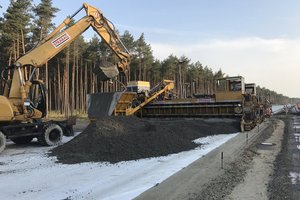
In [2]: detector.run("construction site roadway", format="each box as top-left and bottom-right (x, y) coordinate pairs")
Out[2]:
(135, 117), (291, 200)
(1, 113), (299, 199)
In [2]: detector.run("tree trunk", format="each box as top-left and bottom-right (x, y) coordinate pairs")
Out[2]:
(57, 61), (61, 113)
(64, 47), (70, 116)
(71, 42), (76, 115)
(139, 57), (142, 80)
(84, 61), (88, 113)
(21, 29), (25, 55)
(76, 56), (79, 111)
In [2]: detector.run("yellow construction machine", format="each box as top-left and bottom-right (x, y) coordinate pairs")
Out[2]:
(242, 83), (260, 131)
(87, 80), (175, 119)
(114, 80), (175, 116)
(244, 83), (272, 126)
(0, 3), (130, 153)
(140, 76), (262, 132)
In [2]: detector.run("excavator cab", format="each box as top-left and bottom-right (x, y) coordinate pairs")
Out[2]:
(215, 76), (245, 102)
(28, 80), (47, 118)
(1, 68), (12, 97)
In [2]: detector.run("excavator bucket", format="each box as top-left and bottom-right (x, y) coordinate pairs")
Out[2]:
(87, 92), (124, 119)
(93, 61), (119, 81)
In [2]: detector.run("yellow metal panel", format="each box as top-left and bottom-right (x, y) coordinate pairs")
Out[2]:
(114, 92), (136, 115)
(215, 91), (243, 102)
(0, 96), (14, 121)
(9, 69), (23, 98)
(127, 81), (150, 87)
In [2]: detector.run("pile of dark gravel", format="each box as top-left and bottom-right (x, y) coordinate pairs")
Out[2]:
(50, 117), (240, 164)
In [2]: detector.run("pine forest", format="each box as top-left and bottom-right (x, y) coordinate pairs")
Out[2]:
(0, 0), (293, 117)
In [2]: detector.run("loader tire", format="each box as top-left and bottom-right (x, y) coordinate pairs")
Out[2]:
(11, 136), (34, 145)
(0, 131), (6, 153)
(38, 124), (63, 146)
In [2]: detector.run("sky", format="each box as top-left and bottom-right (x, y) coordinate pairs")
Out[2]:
(1, 0), (300, 98)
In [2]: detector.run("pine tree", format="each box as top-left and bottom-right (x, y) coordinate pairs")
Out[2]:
(31, 0), (59, 116)
(120, 31), (135, 81)
(85, 35), (101, 61)
(31, 0), (59, 44)
(132, 33), (154, 81)
(0, 0), (32, 65)
(121, 30), (135, 54)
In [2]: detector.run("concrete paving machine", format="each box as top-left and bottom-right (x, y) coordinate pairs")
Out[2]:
(87, 76), (267, 132)
(140, 76), (262, 132)
(0, 3), (130, 153)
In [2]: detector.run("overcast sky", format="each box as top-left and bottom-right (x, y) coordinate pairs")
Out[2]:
(1, 0), (300, 98)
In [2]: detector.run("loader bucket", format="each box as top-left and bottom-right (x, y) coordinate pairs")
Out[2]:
(93, 61), (119, 81)
(87, 92), (124, 119)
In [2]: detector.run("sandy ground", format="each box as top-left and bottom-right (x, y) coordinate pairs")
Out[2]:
(288, 115), (300, 199)
(1, 105), (290, 199)
(268, 114), (300, 200)
(226, 120), (284, 200)
(135, 118), (280, 200)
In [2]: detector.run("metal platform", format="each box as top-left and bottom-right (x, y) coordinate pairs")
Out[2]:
(140, 100), (243, 118)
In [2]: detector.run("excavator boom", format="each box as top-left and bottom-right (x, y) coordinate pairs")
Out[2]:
(15, 3), (130, 76)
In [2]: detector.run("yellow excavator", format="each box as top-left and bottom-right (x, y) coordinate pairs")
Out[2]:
(0, 3), (130, 153)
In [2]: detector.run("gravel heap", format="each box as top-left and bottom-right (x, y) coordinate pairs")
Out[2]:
(50, 117), (240, 164)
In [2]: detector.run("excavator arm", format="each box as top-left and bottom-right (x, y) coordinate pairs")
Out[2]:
(15, 3), (130, 74)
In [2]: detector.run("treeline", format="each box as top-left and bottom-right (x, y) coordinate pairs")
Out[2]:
(257, 86), (294, 105)
(0, 0), (292, 117)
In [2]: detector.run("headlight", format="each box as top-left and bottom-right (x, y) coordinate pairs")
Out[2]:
(24, 100), (30, 106)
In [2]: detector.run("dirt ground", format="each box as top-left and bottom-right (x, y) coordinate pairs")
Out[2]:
(66, 114), (299, 199)
(3, 114), (298, 199)
(50, 117), (240, 164)
(226, 120), (285, 200)
(135, 116), (298, 200)
(268, 114), (300, 200)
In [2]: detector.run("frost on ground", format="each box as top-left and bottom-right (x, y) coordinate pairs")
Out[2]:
(272, 105), (285, 114)
(0, 133), (237, 200)
(289, 172), (300, 185)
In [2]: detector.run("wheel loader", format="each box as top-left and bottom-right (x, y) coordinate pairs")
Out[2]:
(0, 3), (130, 153)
